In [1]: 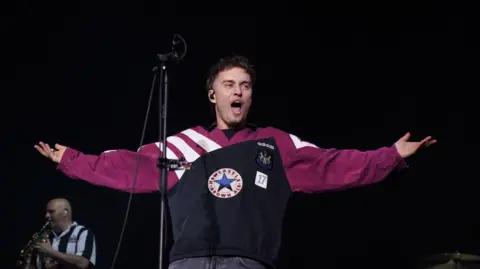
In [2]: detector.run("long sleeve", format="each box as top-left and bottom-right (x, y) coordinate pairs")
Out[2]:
(57, 141), (182, 193)
(282, 134), (407, 193)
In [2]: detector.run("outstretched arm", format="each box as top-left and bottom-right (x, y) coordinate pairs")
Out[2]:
(35, 141), (185, 193)
(281, 132), (436, 193)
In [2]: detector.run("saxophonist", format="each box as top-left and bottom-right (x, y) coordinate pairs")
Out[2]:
(31, 198), (96, 269)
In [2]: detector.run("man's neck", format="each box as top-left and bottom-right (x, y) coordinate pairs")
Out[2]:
(55, 221), (74, 233)
(216, 120), (247, 130)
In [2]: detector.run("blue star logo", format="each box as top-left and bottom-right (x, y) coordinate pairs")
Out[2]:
(215, 173), (235, 191)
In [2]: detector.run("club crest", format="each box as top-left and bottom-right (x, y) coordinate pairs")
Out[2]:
(256, 149), (273, 169)
(208, 168), (243, 198)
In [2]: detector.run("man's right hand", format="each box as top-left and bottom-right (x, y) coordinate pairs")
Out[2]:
(34, 142), (67, 164)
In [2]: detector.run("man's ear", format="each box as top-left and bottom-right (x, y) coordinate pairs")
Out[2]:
(208, 90), (216, 104)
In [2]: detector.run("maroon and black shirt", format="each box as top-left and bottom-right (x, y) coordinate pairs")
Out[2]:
(58, 124), (406, 268)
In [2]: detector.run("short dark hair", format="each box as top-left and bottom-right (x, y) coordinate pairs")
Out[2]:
(205, 55), (256, 92)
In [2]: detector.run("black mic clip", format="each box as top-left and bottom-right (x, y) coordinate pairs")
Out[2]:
(157, 34), (187, 63)
(158, 156), (191, 171)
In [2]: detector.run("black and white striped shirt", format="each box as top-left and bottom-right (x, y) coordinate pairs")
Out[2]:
(36, 221), (96, 269)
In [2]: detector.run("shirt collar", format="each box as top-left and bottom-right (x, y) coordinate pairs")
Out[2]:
(53, 221), (78, 238)
(205, 122), (258, 132)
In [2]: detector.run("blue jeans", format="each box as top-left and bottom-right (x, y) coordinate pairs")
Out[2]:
(168, 256), (267, 269)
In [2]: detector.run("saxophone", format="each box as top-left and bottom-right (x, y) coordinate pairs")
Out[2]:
(16, 221), (52, 269)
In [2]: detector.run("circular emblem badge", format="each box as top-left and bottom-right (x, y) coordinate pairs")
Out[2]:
(208, 168), (243, 198)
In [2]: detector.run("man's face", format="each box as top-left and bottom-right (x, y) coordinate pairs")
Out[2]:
(210, 67), (252, 129)
(45, 201), (65, 230)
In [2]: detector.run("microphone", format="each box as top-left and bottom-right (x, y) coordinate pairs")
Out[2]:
(157, 34), (187, 62)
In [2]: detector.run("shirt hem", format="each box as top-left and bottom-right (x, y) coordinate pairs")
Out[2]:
(169, 249), (275, 269)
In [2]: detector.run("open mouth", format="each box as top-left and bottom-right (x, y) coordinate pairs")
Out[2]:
(231, 101), (242, 115)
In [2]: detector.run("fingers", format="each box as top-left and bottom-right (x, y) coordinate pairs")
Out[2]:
(425, 139), (437, 147)
(401, 132), (411, 141)
(419, 136), (432, 145)
(418, 137), (437, 148)
(43, 142), (53, 153)
(34, 142), (50, 156)
(54, 143), (66, 150)
(34, 142), (57, 157)
(34, 145), (48, 157)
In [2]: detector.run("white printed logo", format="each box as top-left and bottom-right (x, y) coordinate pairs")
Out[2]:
(254, 171), (268, 189)
(257, 142), (274, 150)
(208, 168), (243, 198)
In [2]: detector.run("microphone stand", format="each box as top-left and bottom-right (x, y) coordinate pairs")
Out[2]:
(155, 34), (187, 269)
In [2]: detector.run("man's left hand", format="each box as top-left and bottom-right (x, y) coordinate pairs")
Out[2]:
(34, 238), (54, 255)
(394, 132), (437, 158)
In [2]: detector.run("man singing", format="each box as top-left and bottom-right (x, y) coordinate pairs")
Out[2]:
(32, 198), (96, 269)
(35, 55), (435, 269)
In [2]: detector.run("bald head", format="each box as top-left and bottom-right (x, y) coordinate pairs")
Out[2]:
(48, 198), (72, 216)
(45, 198), (73, 232)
